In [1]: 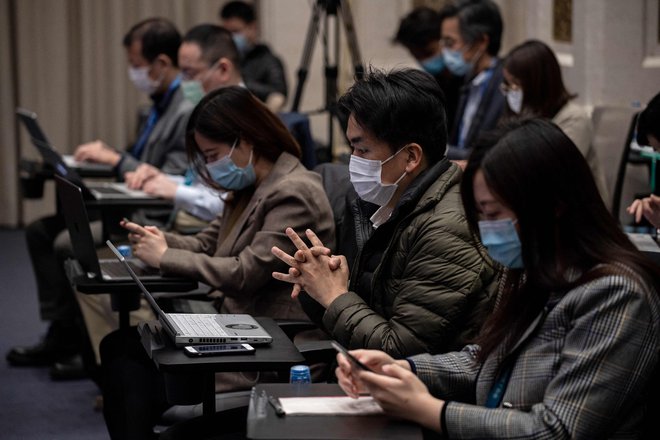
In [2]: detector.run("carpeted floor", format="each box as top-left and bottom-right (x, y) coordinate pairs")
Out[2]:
(0, 229), (108, 439)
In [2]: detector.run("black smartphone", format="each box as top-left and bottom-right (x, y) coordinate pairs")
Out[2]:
(330, 341), (374, 372)
(183, 343), (255, 357)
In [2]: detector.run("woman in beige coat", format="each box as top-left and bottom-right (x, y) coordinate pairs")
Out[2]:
(95, 86), (334, 439)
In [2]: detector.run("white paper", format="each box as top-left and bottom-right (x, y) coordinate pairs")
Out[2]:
(279, 396), (384, 416)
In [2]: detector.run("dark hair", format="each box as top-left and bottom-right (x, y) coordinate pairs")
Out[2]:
(441, 0), (503, 56)
(637, 92), (660, 146)
(460, 118), (660, 359)
(337, 67), (448, 164)
(122, 18), (181, 67)
(220, 1), (256, 23)
(393, 7), (442, 50)
(186, 86), (301, 190)
(504, 40), (575, 118)
(182, 24), (240, 67)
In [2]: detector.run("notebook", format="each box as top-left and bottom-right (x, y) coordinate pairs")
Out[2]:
(55, 174), (164, 281)
(107, 240), (274, 346)
(16, 107), (156, 201)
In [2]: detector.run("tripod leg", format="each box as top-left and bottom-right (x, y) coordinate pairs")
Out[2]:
(338, 0), (364, 80)
(291, 0), (325, 112)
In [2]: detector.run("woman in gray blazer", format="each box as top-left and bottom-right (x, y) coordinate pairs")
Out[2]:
(335, 119), (660, 439)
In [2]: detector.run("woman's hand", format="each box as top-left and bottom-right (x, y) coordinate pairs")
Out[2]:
(120, 219), (168, 268)
(271, 228), (348, 307)
(359, 362), (444, 433)
(335, 349), (399, 398)
(74, 140), (121, 166)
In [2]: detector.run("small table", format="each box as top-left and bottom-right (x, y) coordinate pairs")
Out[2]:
(141, 317), (305, 417)
(246, 383), (424, 440)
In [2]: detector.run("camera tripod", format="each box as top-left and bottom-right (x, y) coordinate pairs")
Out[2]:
(290, 0), (364, 159)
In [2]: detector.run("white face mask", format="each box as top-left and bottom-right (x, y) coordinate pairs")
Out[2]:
(506, 88), (523, 114)
(127, 66), (161, 95)
(349, 147), (407, 206)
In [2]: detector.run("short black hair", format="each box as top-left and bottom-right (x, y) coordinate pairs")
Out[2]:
(182, 24), (240, 67)
(220, 1), (256, 23)
(122, 18), (181, 67)
(637, 92), (660, 146)
(441, 0), (503, 56)
(338, 67), (448, 164)
(393, 7), (442, 50)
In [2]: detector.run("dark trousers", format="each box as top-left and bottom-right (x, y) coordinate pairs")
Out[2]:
(25, 214), (77, 321)
(101, 328), (170, 440)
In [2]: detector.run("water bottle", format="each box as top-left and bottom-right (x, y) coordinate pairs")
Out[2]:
(289, 365), (311, 384)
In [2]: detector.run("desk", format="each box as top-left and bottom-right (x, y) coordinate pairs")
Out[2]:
(65, 259), (197, 329)
(141, 317), (305, 417)
(247, 383), (423, 440)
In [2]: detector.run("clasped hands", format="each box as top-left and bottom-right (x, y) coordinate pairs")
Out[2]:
(120, 218), (168, 269)
(271, 228), (349, 308)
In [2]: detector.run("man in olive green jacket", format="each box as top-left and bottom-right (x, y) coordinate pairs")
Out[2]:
(273, 68), (500, 358)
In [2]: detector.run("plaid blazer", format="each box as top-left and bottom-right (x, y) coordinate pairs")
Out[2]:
(410, 272), (660, 439)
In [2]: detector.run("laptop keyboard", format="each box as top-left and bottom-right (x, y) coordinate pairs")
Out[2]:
(91, 186), (125, 195)
(170, 314), (229, 336)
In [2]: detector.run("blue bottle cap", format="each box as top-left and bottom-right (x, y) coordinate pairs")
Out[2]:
(289, 365), (311, 383)
(117, 244), (132, 258)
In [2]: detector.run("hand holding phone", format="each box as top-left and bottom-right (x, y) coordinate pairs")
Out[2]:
(330, 341), (374, 372)
(183, 343), (255, 357)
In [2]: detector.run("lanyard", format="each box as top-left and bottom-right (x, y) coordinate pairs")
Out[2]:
(639, 149), (659, 194)
(485, 364), (513, 408)
(131, 75), (181, 159)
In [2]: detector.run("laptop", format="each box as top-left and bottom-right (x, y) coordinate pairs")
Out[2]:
(16, 107), (157, 201)
(16, 107), (114, 173)
(107, 240), (274, 346)
(55, 174), (164, 281)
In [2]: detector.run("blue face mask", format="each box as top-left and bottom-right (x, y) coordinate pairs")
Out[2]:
(205, 138), (256, 190)
(478, 218), (524, 269)
(442, 48), (469, 76)
(232, 33), (249, 56)
(421, 53), (445, 76)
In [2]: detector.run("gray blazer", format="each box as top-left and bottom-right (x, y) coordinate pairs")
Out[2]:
(160, 152), (335, 320)
(117, 85), (193, 176)
(410, 270), (660, 439)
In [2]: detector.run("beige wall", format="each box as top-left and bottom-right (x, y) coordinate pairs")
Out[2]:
(1, 0), (659, 227)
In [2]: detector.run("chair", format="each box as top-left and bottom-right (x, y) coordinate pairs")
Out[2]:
(591, 106), (650, 224)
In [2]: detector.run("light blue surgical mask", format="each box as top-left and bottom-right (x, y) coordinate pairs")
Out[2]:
(205, 138), (256, 190)
(442, 48), (469, 76)
(421, 53), (445, 76)
(232, 33), (249, 56)
(181, 80), (205, 105)
(478, 218), (524, 269)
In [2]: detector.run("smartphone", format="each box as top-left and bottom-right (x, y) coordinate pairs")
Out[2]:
(183, 343), (255, 357)
(330, 341), (374, 372)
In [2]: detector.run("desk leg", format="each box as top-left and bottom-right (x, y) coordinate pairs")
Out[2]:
(202, 372), (216, 417)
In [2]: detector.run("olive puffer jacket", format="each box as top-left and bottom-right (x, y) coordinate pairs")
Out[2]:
(321, 159), (500, 358)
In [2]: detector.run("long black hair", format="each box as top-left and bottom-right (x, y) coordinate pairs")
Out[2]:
(461, 118), (660, 359)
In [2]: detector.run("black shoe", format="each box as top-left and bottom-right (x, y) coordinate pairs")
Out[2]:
(50, 354), (87, 381)
(6, 321), (81, 367)
(6, 339), (60, 366)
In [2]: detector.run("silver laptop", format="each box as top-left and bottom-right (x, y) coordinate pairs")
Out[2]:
(16, 107), (157, 201)
(107, 240), (274, 347)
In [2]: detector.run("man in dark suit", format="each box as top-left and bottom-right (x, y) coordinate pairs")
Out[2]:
(440, 0), (505, 159)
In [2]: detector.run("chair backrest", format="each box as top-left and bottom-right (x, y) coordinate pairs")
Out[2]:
(591, 106), (648, 223)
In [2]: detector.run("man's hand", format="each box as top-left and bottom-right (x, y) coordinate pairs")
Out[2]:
(124, 163), (161, 189)
(627, 194), (660, 228)
(74, 140), (121, 166)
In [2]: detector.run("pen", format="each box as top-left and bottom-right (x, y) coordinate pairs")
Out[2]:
(267, 394), (286, 417)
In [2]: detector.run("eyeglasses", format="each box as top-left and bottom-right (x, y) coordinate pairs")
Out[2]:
(499, 82), (521, 95)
